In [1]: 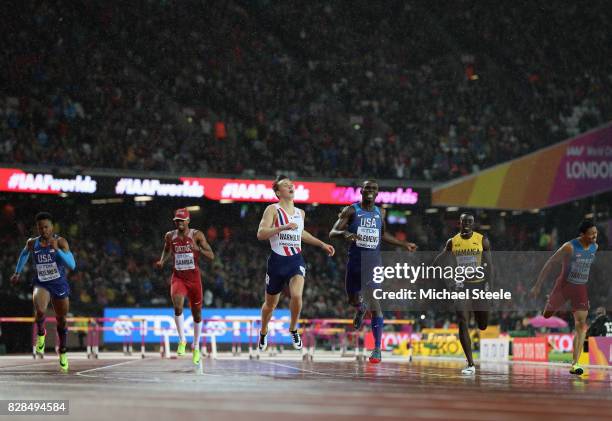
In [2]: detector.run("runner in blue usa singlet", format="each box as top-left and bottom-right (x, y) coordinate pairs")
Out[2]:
(330, 180), (417, 363)
(11, 212), (76, 371)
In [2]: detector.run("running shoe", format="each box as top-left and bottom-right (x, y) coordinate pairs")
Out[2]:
(290, 330), (302, 350)
(59, 352), (69, 372)
(258, 331), (268, 352)
(35, 333), (46, 354)
(353, 308), (366, 330)
(177, 340), (187, 356)
(369, 348), (382, 364)
(569, 364), (584, 375)
(192, 348), (201, 365)
(461, 364), (476, 375)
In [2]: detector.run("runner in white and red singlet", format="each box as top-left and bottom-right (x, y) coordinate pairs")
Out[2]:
(156, 208), (214, 365)
(256, 175), (335, 351)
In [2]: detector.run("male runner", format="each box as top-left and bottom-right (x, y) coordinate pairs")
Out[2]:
(329, 180), (417, 363)
(530, 219), (598, 375)
(434, 213), (492, 375)
(156, 208), (214, 365)
(10, 212), (76, 371)
(257, 175), (335, 351)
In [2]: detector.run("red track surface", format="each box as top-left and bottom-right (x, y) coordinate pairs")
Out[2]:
(1, 355), (611, 420)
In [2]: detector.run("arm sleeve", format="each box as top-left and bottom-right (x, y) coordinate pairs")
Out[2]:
(15, 248), (30, 274)
(56, 249), (76, 270)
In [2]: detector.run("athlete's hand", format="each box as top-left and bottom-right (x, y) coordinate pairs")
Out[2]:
(155, 260), (163, 269)
(10, 274), (20, 286)
(529, 285), (540, 299)
(404, 242), (418, 252)
(48, 238), (59, 250)
(321, 242), (335, 256)
(280, 223), (298, 231)
(343, 232), (358, 242)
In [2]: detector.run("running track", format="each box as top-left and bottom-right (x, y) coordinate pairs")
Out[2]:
(0, 354), (611, 420)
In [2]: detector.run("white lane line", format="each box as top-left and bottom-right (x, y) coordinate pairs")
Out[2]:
(375, 365), (455, 378)
(76, 359), (224, 381)
(258, 361), (368, 379)
(0, 361), (57, 370)
(76, 359), (145, 376)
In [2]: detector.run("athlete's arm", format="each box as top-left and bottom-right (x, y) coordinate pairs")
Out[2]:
(10, 239), (33, 285)
(155, 232), (173, 269)
(381, 208), (417, 251)
(329, 206), (358, 242)
(482, 236), (493, 289)
(257, 205), (297, 241)
(194, 230), (215, 261)
(53, 237), (76, 270)
(432, 239), (453, 266)
(530, 242), (572, 297)
(302, 230), (335, 256)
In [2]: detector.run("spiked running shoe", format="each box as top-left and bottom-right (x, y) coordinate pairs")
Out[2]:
(461, 364), (476, 375)
(59, 353), (69, 372)
(369, 348), (382, 364)
(570, 364), (584, 375)
(177, 340), (187, 356)
(353, 308), (366, 330)
(290, 330), (303, 350)
(35, 333), (46, 355)
(192, 348), (201, 365)
(258, 331), (268, 352)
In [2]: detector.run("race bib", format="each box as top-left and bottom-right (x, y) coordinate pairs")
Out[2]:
(455, 255), (478, 267)
(175, 253), (195, 271)
(356, 227), (380, 249)
(36, 262), (61, 282)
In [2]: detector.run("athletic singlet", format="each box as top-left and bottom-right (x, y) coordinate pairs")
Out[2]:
(451, 231), (484, 283)
(32, 235), (68, 283)
(564, 238), (597, 285)
(169, 229), (201, 278)
(269, 204), (303, 256)
(347, 203), (383, 262)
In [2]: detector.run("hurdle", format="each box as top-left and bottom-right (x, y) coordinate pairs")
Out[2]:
(298, 318), (415, 361)
(1, 316), (92, 359)
(92, 317), (148, 359)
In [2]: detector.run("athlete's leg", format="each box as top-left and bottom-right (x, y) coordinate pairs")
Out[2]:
(51, 297), (69, 352)
(33, 287), (51, 336)
(187, 279), (204, 348)
(456, 310), (474, 367)
(260, 292), (281, 335)
(346, 265), (366, 329)
(287, 275), (305, 349)
(191, 303), (202, 351)
(190, 298), (203, 363)
(367, 293), (384, 347)
(171, 294), (187, 344)
(366, 293), (384, 363)
(474, 311), (489, 331)
(572, 310), (588, 365)
(347, 291), (362, 307)
(287, 275), (304, 332)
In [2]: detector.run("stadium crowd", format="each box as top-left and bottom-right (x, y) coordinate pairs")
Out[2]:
(2, 1), (611, 180)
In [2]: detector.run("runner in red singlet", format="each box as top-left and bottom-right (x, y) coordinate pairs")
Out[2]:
(156, 208), (214, 365)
